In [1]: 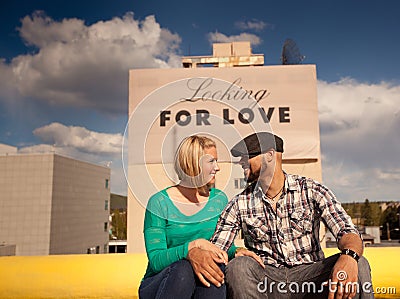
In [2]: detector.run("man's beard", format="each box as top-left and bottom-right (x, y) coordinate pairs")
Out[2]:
(244, 168), (259, 184)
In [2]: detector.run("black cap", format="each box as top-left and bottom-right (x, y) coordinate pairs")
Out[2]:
(231, 132), (284, 158)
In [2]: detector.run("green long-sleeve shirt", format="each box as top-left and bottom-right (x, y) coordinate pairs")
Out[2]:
(143, 187), (236, 279)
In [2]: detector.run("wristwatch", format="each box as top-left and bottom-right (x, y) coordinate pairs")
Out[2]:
(340, 248), (360, 262)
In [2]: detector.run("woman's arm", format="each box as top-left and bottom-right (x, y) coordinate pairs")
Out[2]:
(144, 196), (190, 273)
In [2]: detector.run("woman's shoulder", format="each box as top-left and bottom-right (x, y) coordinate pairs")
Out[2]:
(210, 188), (229, 204)
(146, 188), (171, 210)
(211, 187), (227, 196)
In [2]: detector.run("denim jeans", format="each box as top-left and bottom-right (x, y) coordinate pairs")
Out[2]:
(139, 260), (226, 299)
(226, 254), (374, 299)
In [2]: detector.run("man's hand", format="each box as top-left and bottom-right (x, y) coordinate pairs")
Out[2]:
(187, 247), (225, 288)
(189, 239), (228, 265)
(328, 254), (358, 299)
(235, 247), (265, 269)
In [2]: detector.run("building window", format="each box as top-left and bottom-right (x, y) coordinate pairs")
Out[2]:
(96, 246), (100, 254)
(105, 179), (109, 189)
(234, 178), (247, 189)
(105, 199), (109, 210)
(104, 244), (108, 254)
(104, 222), (108, 232)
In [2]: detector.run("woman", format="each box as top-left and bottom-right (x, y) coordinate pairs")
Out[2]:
(139, 135), (237, 299)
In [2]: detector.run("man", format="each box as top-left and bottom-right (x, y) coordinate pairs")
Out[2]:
(211, 132), (373, 299)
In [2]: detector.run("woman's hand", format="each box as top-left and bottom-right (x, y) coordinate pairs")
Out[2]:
(189, 239), (228, 265)
(235, 247), (265, 268)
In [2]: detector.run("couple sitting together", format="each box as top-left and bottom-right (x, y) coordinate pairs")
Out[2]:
(139, 132), (374, 299)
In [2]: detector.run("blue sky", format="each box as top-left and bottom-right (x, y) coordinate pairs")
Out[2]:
(1, 0), (399, 201)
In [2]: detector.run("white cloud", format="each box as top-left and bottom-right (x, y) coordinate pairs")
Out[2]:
(32, 122), (123, 155)
(0, 59), (18, 103)
(1, 11), (182, 114)
(235, 20), (274, 32)
(207, 32), (262, 46)
(318, 79), (400, 202)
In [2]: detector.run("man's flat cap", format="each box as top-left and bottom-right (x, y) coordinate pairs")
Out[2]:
(231, 132), (284, 158)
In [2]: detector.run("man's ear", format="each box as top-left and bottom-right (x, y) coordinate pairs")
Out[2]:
(265, 149), (275, 162)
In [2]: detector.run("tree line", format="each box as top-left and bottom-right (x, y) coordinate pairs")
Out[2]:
(342, 199), (400, 239)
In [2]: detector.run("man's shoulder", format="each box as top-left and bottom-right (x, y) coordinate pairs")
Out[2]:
(286, 173), (321, 187)
(286, 173), (335, 202)
(237, 182), (256, 196)
(228, 183), (256, 205)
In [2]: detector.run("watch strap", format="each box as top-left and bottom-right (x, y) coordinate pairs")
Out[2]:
(340, 248), (360, 262)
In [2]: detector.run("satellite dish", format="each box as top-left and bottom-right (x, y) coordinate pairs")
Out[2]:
(281, 39), (305, 65)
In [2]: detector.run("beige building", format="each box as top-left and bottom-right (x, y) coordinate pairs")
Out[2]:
(0, 150), (110, 256)
(0, 143), (18, 155)
(127, 42), (323, 252)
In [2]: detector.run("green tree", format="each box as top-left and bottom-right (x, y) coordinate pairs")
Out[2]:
(380, 205), (400, 240)
(381, 205), (399, 228)
(343, 202), (355, 218)
(110, 209), (127, 240)
(369, 202), (382, 226)
(361, 199), (373, 226)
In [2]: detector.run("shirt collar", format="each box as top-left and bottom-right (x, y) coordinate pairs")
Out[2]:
(249, 171), (297, 200)
(284, 172), (298, 192)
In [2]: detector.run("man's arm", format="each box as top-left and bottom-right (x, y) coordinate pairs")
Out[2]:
(210, 195), (265, 268)
(338, 232), (363, 256)
(329, 233), (363, 299)
(210, 197), (241, 251)
(311, 180), (364, 299)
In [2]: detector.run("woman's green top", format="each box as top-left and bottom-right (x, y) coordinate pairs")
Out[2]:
(143, 187), (236, 279)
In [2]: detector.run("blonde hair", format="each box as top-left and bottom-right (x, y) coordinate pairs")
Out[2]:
(174, 135), (216, 189)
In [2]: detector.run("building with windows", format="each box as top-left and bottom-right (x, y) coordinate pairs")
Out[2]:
(0, 150), (110, 255)
(127, 42), (323, 252)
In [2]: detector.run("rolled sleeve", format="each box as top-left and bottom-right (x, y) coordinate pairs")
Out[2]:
(311, 181), (360, 242)
(211, 198), (241, 251)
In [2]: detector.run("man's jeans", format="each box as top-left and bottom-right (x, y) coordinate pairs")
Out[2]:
(226, 254), (374, 299)
(139, 260), (226, 299)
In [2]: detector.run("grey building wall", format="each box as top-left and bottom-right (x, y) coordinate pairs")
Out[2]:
(49, 155), (110, 254)
(0, 154), (53, 255)
(0, 153), (110, 256)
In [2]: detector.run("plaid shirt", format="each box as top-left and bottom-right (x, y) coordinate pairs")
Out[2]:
(211, 173), (360, 267)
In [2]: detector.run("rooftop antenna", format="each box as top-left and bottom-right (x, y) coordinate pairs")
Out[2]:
(281, 38), (305, 65)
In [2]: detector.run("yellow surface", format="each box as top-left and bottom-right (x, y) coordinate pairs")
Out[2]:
(0, 248), (398, 298)
(324, 247), (399, 298)
(0, 253), (148, 299)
